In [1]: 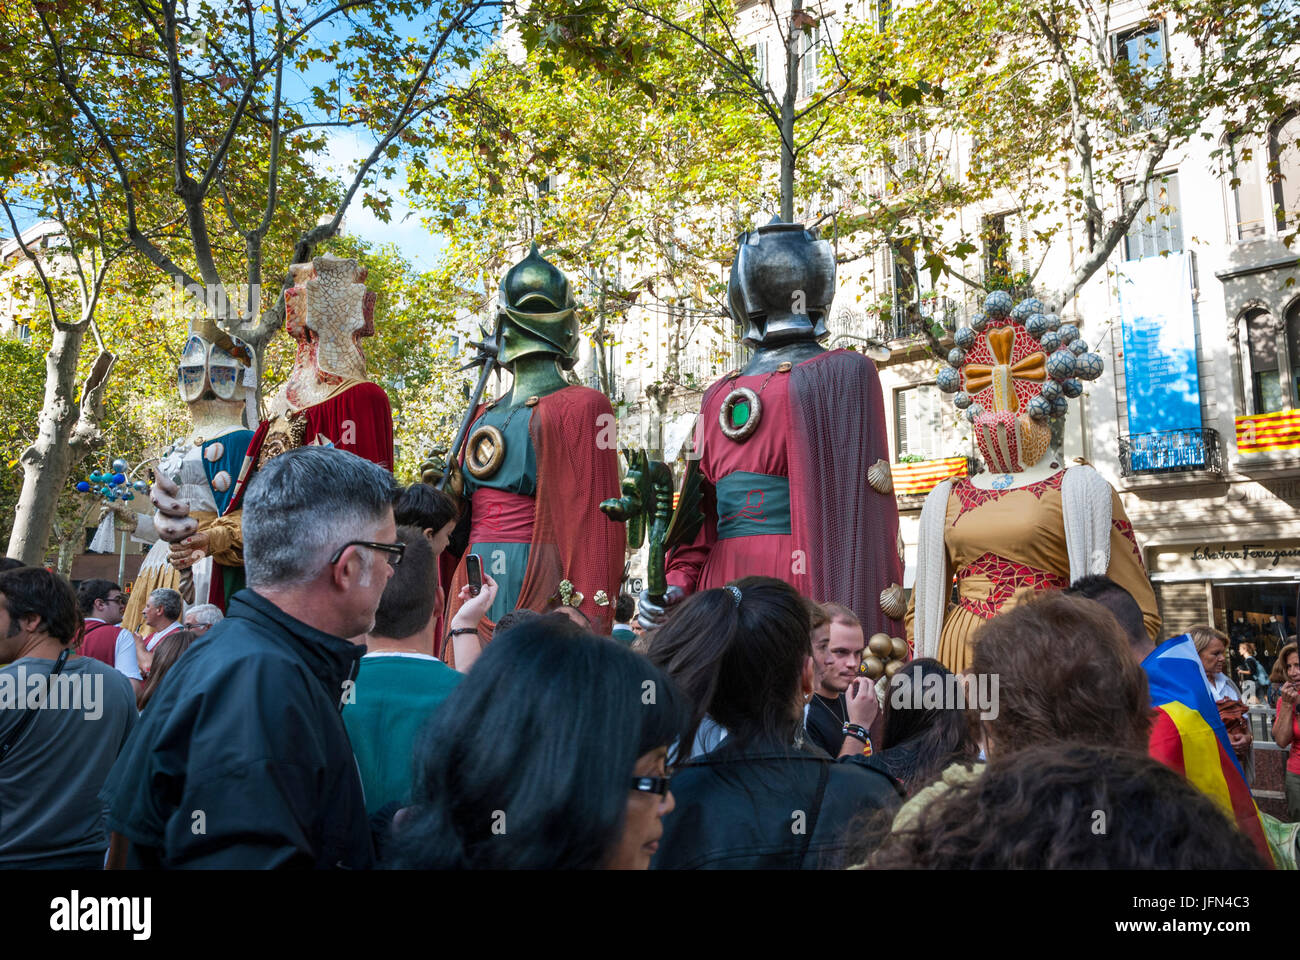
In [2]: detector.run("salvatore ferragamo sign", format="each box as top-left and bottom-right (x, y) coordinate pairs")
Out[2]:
(1189, 543), (1300, 568)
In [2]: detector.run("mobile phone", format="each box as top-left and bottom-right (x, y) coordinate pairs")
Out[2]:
(466, 553), (483, 596)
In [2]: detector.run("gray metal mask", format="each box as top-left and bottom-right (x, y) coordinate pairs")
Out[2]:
(727, 218), (835, 347)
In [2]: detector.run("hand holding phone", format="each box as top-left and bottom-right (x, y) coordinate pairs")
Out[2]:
(466, 553), (483, 596)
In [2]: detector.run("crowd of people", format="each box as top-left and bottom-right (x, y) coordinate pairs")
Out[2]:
(0, 444), (1295, 869)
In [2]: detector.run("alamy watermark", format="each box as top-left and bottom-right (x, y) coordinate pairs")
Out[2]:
(0, 667), (103, 720)
(887, 666), (1000, 721)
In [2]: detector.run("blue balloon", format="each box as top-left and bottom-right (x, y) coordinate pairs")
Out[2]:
(112, 473), (126, 485)
(75, 481), (90, 493)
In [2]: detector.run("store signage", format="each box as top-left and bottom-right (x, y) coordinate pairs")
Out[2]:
(1117, 253), (1202, 468)
(1188, 543), (1300, 568)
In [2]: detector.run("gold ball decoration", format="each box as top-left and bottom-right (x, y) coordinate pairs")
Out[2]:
(884, 659), (906, 678)
(868, 633), (893, 658)
(862, 655), (886, 680)
(890, 636), (909, 661)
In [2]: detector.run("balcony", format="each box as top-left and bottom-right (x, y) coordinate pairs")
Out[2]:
(1118, 428), (1224, 479)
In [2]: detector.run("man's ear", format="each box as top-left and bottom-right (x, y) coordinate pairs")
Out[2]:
(19, 612), (43, 636)
(330, 546), (359, 590)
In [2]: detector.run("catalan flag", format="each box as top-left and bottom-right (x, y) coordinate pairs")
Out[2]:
(1236, 410), (1300, 454)
(892, 457), (968, 496)
(1143, 634), (1273, 865)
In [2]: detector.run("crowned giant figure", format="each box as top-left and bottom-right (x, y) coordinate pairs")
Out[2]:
(640, 220), (905, 640)
(123, 316), (258, 632)
(433, 245), (624, 649)
(164, 254), (394, 608)
(907, 290), (1159, 672)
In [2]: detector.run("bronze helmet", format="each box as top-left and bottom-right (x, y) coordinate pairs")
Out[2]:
(495, 243), (580, 370)
(727, 218), (835, 347)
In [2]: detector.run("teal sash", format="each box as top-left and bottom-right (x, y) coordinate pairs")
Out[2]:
(716, 472), (792, 539)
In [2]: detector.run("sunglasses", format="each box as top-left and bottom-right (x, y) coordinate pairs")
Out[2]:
(629, 775), (672, 796)
(329, 540), (406, 568)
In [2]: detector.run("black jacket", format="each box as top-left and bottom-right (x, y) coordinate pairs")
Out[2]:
(651, 738), (902, 870)
(101, 590), (373, 869)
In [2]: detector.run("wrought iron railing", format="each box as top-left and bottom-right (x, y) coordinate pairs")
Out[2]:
(1118, 427), (1224, 478)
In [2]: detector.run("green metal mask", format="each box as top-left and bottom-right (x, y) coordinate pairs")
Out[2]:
(495, 243), (580, 370)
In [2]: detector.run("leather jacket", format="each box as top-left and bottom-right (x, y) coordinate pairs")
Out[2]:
(652, 738), (903, 870)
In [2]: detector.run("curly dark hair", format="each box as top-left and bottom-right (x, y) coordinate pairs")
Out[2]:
(865, 743), (1268, 869)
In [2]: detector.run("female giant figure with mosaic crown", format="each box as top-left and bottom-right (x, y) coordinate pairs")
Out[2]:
(907, 290), (1160, 672)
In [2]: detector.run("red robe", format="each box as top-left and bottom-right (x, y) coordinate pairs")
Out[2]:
(210, 380), (394, 608)
(667, 349), (903, 639)
(443, 385), (624, 657)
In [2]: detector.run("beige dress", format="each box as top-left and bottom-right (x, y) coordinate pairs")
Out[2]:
(906, 471), (1159, 673)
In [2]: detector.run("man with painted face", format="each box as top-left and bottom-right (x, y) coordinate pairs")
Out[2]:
(123, 315), (257, 630)
(428, 244), (624, 650)
(640, 219), (904, 643)
(167, 255), (395, 610)
(907, 291), (1159, 672)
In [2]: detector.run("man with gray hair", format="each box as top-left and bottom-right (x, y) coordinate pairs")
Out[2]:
(138, 587), (183, 675)
(182, 603), (224, 635)
(102, 447), (400, 868)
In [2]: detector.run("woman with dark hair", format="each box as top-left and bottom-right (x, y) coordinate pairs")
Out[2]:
(865, 743), (1267, 869)
(1270, 641), (1300, 820)
(648, 576), (901, 870)
(136, 629), (198, 711)
(389, 614), (686, 869)
(871, 658), (980, 794)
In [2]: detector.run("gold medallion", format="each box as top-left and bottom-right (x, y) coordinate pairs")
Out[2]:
(465, 424), (506, 479)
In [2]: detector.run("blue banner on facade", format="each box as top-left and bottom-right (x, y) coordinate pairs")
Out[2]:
(1117, 253), (1203, 470)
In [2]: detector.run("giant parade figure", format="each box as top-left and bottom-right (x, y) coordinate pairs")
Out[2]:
(635, 219), (904, 641)
(161, 254), (394, 608)
(907, 290), (1159, 672)
(427, 244), (624, 649)
(121, 316), (257, 632)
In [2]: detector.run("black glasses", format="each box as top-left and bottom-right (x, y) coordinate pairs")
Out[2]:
(329, 540), (406, 568)
(103, 595), (125, 605)
(629, 775), (671, 796)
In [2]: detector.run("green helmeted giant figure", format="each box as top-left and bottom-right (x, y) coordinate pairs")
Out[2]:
(431, 244), (625, 657)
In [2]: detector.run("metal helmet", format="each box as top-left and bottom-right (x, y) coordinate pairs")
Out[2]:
(177, 315), (252, 406)
(727, 218), (835, 347)
(495, 243), (580, 370)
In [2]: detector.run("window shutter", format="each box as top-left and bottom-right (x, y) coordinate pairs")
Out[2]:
(895, 389), (909, 456)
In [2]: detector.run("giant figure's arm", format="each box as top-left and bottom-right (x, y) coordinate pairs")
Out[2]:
(201, 511), (244, 567)
(664, 480), (717, 596)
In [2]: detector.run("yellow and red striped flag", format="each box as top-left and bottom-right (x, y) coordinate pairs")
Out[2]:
(892, 457), (968, 496)
(1236, 410), (1300, 454)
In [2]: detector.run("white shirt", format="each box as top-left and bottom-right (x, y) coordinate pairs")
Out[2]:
(145, 621), (182, 651)
(1209, 671), (1240, 702)
(83, 617), (143, 682)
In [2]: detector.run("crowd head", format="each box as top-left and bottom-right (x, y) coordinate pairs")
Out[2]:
(243, 446), (401, 637)
(371, 526), (439, 642)
(390, 614), (685, 869)
(1065, 574), (1151, 658)
(877, 658), (980, 792)
(866, 743), (1267, 869)
(969, 591), (1151, 756)
(77, 579), (127, 624)
(0, 566), (80, 655)
(394, 482), (459, 556)
(646, 575), (813, 759)
(183, 604), (224, 634)
(1189, 624), (1231, 681)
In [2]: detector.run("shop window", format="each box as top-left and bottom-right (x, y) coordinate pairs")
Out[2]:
(1269, 111), (1300, 230)
(894, 384), (945, 461)
(1123, 174), (1183, 260)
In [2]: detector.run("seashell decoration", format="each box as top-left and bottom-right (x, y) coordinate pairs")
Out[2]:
(880, 582), (906, 620)
(868, 458), (894, 494)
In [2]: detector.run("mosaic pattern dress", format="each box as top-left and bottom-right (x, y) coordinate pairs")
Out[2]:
(908, 470), (1159, 673)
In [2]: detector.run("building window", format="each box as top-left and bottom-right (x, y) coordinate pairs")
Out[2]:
(1269, 111), (1300, 230)
(1289, 301), (1300, 406)
(1113, 22), (1166, 86)
(982, 210), (1028, 283)
(1123, 174), (1183, 260)
(1229, 135), (1269, 240)
(748, 41), (767, 88)
(895, 384), (945, 460)
(800, 25), (821, 97)
(1245, 309), (1284, 414)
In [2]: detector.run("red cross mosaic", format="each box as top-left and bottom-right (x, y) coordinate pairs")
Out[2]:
(955, 551), (1068, 619)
